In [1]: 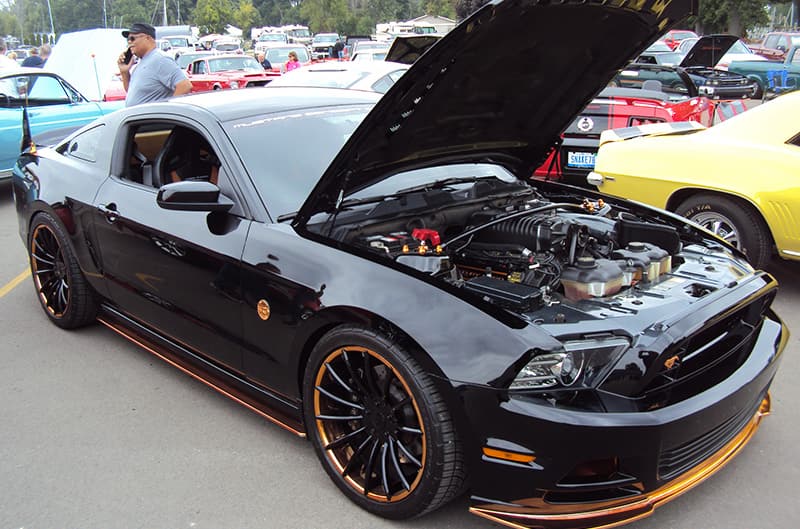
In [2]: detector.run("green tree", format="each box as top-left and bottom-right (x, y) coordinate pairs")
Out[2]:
(299, 0), (348, 32)
(424, 0), (455, 19)
(193, 0), (235, 34)
(233, 0), (258, 38)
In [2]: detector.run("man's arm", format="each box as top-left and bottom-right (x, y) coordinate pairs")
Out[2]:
(173, 78), (192, 96)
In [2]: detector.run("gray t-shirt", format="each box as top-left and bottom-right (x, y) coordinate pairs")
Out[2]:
(125, 50), (188, 106)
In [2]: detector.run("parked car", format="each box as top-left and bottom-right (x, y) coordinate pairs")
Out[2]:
(589, 90), (800, 269)
(162, 35), (196, 59)
(175, 50), (214, 69)
(185, 54), (274, 92)
(254, 31), (289, 55)
(311, 32), (340, 59)
(533, 84), (718, 186)
(350, 48), (390, 62)
(211, 38), (243, 54)
(661, 28), (698, 50)
(676, 35), (767, 70)
(261, 45), (312, 73)
(266, 60), (409, 93)
(748, 31), (800, 61)
(615, 35), (757, 99)
(636, 40), (684, 65)
(0, 68), (123, 178)
(11, 3), (785, 529)
(728, 45), (800, 98)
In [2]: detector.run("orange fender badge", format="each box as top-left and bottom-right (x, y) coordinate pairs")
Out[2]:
(257, 299), (271, 321)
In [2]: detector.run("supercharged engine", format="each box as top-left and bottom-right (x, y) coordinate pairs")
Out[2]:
(350, 196), (683, 314)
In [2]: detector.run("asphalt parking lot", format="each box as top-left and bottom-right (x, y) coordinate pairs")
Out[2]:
(1, 178), (798, 529)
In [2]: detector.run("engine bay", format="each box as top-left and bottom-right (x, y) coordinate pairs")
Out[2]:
(312, 176), (748, 322)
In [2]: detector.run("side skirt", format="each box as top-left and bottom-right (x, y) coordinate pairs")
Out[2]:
(97, 304), (306, 437)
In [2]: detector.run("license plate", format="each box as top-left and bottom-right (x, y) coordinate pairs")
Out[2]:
(567, 151), (596, 168)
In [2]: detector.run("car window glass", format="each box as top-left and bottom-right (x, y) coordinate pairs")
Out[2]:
(764, 35), (778, 48)
(370, 75), (394, 94)
(225, 105), (370, 218)
(65, 124), (104, 163)
(26, 75), (70, 103)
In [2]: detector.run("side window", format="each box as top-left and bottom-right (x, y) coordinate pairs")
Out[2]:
(65, 124), (105, 163)
(25, 75), (70, 104)
(765, 35), (778, 49)
(370, 75), (394, 94)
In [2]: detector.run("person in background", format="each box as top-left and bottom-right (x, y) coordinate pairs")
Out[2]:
(332, 38), (345, 61)
(118, 22), (192, 107)
(0, 40), (17, 70)
(7, 51), (17, 62)
(40, 43), (51, 64)
(22, 47), (44, 67)
(285, 50), (301, 72)
(257, 52), (272, 70)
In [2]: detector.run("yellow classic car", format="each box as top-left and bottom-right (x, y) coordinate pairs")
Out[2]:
(588, 91), (800, 269)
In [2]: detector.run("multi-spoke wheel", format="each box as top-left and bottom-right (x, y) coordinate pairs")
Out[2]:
(676, 194), (772, 269)
(29, 212), (97, 328)
(303, 326), (465, 519)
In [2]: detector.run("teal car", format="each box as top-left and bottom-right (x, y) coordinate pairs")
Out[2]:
(727, 45), (800, 98)
(0, 68), (124, 178)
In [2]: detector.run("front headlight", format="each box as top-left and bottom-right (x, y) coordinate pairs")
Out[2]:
(229, 81), (240, 89)
(510, 337), (629, 390)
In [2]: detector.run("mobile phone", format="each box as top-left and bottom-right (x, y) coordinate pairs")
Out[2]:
(123, 48), (133, 64)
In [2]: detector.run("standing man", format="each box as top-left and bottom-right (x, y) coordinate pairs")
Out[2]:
(118, 22), (192, 107)
(21, 47), (44, 67)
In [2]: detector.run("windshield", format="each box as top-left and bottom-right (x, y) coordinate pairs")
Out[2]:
(225, 105), (371, 218)
(271, 69), (371, 89)
(314, 34), (339, 44)
(288, 29), (310, 38)
(208, 57), (262, 72)
(728, 40), (753, 54)
(167, 37), (190, 47)
(646, 41), (672, 52)
(266, 47), (310, 63)
(215, 43), (240, 52)
(259, 33), (286, 42)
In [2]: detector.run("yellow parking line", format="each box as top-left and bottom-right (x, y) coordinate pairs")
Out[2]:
(0, 269), (31, 298)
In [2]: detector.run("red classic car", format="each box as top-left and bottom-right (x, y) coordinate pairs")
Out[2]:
(185, 54), (276, 92)
(662, 28), (698, 50)
(533, 84), (746, 186)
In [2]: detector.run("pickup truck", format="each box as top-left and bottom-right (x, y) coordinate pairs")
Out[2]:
(748, 32), (800, 61)
(727, 45), (800, 98)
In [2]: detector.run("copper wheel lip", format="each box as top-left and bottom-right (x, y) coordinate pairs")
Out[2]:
(30, 224), (69, 317)
(314, 345), (427, 503)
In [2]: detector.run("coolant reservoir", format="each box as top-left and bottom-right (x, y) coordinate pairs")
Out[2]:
(612, 242), (664, 281)
(561, 257), (624, 301)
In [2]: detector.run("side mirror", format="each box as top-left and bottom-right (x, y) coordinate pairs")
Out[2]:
(157, 180), (234, 212)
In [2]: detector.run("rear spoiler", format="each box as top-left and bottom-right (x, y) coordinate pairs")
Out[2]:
(599, 120), (706, 147)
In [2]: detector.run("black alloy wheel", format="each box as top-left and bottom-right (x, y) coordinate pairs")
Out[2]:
(29, 212), (98, 328)
(303, 326), (465, 519)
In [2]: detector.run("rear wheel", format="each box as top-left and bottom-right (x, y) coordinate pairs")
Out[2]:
(303, 325), (465, 519)
(676, 194), (772, 269)
(28, 212), (98, 328)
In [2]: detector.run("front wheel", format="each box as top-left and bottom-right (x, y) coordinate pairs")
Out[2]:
(28, 212), (98, 328)
(303, 325), (466, 520)
(676, 194), (772, 269)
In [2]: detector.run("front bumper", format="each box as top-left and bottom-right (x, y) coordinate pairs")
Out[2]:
(463, 313), (786, 529)
(698, 83), (757, 99)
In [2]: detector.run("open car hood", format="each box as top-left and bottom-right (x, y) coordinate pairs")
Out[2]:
(679, 34), (738, 68)
(295, 0), (697, 225)
(384, 35), (443, 65)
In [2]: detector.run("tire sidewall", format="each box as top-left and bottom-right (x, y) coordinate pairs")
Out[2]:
(302, 326), (449, 520)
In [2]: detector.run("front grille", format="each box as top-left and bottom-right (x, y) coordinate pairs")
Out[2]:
(658, 392), (764, 480)
(642, 293), (773, 397)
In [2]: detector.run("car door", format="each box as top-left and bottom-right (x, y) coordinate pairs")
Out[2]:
(90, 118), (247, 372)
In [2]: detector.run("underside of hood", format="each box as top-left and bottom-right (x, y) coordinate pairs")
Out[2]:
(385, 35), (443, 65)
(679, 34), (738, 67)
(296, 0), (697, 225)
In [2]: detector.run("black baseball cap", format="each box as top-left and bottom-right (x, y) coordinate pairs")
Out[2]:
(122, 23), (156, 39)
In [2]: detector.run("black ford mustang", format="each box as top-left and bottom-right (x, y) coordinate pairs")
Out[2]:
(11, 1), (787, 528)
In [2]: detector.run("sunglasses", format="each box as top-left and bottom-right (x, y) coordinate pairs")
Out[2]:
(127, 34), (146, 43)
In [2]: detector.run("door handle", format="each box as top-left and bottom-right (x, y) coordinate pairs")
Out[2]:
(98, 203), (119, 223)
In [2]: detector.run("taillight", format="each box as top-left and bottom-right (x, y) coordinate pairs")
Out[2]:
(629, 117), (666, 127)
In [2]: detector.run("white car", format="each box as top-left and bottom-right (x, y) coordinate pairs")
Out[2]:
(266, 60), (409, 93)
(254, 32), (289, 55)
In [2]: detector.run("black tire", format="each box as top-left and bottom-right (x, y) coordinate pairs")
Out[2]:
(676, 194), (772, 269)
(28, 212), (98, 328)
(752, 81), (764, 100)
(302, 325), (466, 520)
